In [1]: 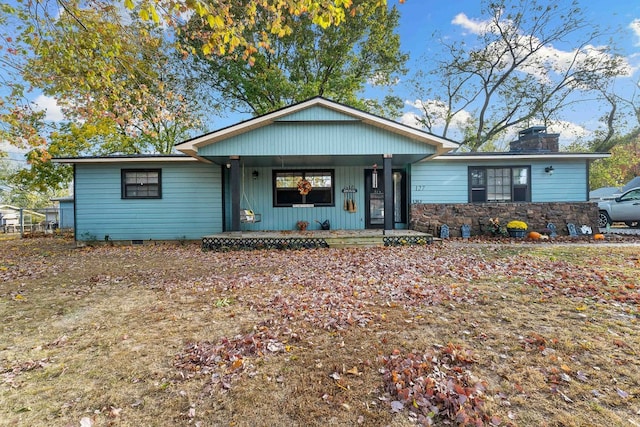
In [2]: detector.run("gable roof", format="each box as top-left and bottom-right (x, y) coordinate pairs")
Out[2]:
(175, 97), (459, 158)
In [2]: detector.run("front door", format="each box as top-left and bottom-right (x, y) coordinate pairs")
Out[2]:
(364, 169), (407, 229)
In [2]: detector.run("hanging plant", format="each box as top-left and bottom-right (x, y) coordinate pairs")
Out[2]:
(297, 178), (312, 196)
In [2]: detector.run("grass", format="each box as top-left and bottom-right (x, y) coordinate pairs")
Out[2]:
(1, 237), (639, 426)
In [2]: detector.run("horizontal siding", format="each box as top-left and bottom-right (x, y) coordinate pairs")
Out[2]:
(531, 161), (588, 202)
(75, 162), (222, 241)
(411, 162), (469, 203)
(412, 159), (589, 203)
(59, 201), (74, 228)
(199, 122), (435, 157)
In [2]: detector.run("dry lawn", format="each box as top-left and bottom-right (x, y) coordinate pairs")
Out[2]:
(1, 237), (639, 426)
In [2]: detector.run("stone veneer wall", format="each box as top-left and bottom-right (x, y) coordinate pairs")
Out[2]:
(410, 202), (600, 237)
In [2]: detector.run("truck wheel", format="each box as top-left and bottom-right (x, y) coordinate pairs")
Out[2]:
(598, 211), (612, 228)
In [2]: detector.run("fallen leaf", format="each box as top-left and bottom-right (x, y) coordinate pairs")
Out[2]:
(390, 401), (404, 413)
(576, 371), (588, 382)
(346, 366), (360, 376)
(617, 388), (630, 399)
(230, 359), (243, 371)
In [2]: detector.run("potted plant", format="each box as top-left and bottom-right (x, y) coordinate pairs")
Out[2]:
(506, 220), (528, 238)
(296, 220), (309, 231)
(487, 217), (508, 237)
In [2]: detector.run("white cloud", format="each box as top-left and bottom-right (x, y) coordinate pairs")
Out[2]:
(451, 13), (492, 35)
(405, 99), (472, 130)
(398, 111), (422, 129)
(33, 95), (65, 122)
(547, 120), (592, 147)
(630, 19), (640, 47)
(451, 13), (633, 83)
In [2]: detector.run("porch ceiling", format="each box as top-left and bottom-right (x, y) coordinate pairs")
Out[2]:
(202, 154), (433, 167)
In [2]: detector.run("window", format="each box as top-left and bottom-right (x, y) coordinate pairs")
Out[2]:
(122, 169), (161, 199)
(468, 166), (530, 202)
(273, 170), (334, 207)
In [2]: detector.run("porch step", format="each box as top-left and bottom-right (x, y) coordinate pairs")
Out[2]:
(325, 234), (435, 248)
(325, 236), (385, 248)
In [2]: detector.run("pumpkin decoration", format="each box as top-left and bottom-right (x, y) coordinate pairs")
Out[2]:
(594, 233), (605, 240)
(528, 231), (542, 240)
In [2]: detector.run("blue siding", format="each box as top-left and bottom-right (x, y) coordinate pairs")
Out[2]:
(410, 162), (468, 203)
(411, 159), (589, 203)
(275, 105), (359, 122)
(531, 161), (588, 202)
(59, 200), (74, 229)
(228, 166), (371, 231)
(199, 122), (435, 157)
(75, 162), (221, 241)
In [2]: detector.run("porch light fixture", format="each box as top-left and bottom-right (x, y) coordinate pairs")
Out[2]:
(252, 170), (259, 180)
(372, 164), (378, 189)
(544, 166), (554, 175)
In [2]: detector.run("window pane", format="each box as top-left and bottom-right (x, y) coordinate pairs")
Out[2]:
(305, 172), (332, 188)
(122, 169), (161, 199)
(470, 169), (485, 186)
(513, 168), (528, 185)
(487, 168), (511, 201)
(273, 170), (333, 206)
(276, 173), (303, 188)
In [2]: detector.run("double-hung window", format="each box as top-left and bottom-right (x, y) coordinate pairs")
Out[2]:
(273, 170), (334, 207)
(121, 169), (162, 199)
(469, 166), (530, 202)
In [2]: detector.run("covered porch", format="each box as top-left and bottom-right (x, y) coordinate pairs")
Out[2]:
(202, 229), (433, 251)
(174, 98), (458, 236)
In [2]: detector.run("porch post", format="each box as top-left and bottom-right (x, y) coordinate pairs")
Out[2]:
(383, 154), (393, 232)
(229, 156), (241, 232)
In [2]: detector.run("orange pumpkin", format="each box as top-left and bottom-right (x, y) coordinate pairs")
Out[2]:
(528, 231), (542, 240)
(594, 233), (605, 240)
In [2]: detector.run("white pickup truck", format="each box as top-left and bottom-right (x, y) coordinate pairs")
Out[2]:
(597, 187), (640, 228)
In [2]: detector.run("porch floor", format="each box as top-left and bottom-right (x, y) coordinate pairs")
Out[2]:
(202, 229), (433, 251)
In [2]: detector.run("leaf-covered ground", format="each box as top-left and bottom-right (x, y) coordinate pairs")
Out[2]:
(1, 237), (639, 426)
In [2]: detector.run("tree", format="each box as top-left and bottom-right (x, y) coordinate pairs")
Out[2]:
(1, 0), (213, 193)
(1, 0), (395, 193)
(589, 140), (640, 190)
(178, 0), (407, 117)
(131, 0), (394, 62)
(410, 0), (627, 151)
(21, 2), (207, 155)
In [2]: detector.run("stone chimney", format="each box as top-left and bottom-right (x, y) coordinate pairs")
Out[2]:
(509, 126), (559, 152)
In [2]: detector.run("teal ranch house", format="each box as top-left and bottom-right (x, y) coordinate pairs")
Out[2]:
(53, 97), (609, 243)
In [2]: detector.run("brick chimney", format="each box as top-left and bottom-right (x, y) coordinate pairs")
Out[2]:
(509, 126), (559, 152)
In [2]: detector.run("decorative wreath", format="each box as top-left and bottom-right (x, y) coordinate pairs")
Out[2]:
(297, 178), (312, 196)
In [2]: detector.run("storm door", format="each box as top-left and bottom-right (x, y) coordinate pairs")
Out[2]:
(364, 168), (406, 229)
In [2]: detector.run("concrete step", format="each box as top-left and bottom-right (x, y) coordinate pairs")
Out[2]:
(325, 235), (435, 248)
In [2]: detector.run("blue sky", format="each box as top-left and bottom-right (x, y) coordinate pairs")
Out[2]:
(4, 0), (640, 160)
(206, 0), (640, 147)
(386, 0), (640, 147)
